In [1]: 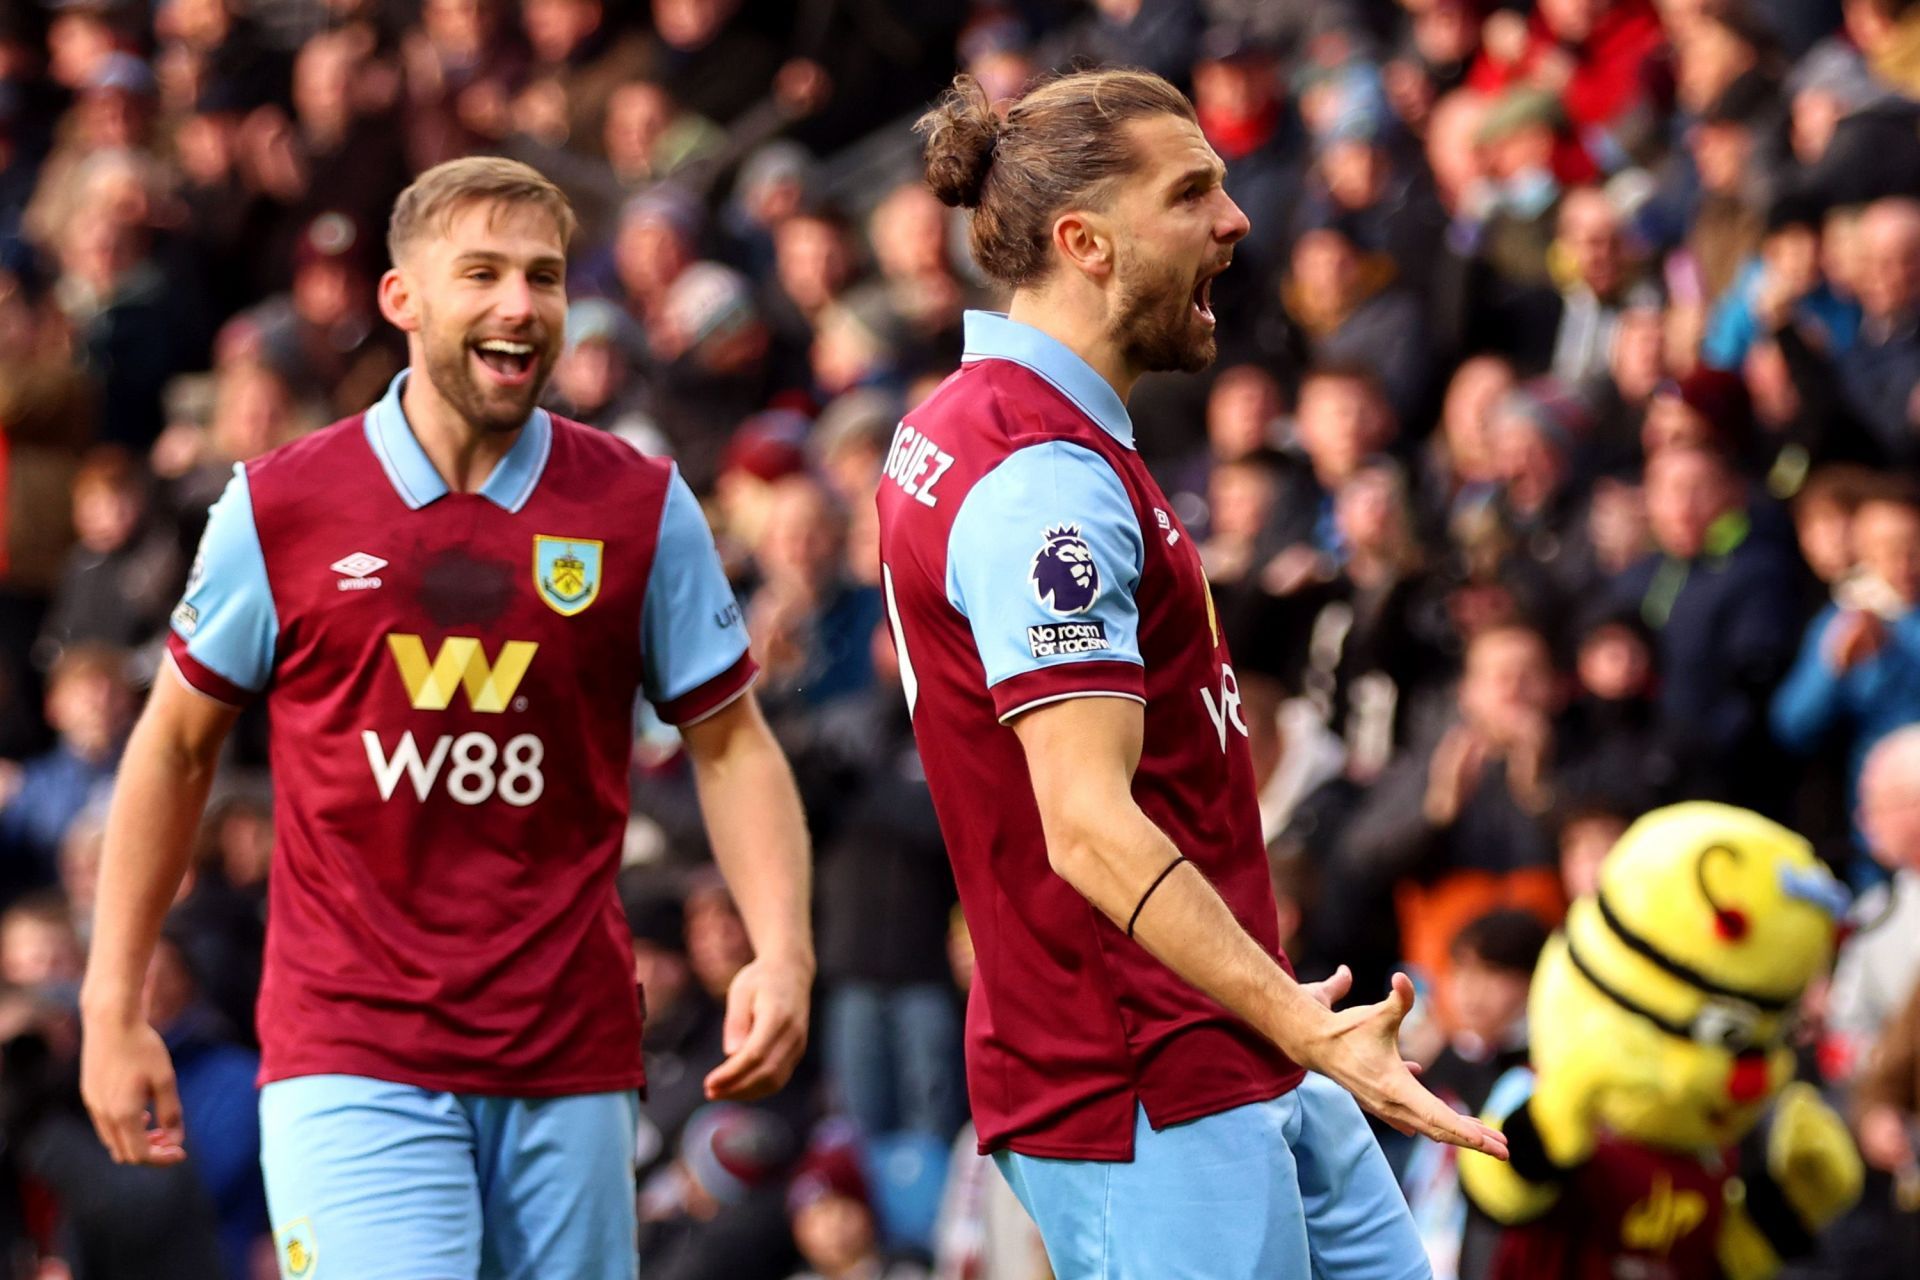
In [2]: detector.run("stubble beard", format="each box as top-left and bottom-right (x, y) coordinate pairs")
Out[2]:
(1113, 250), (1216, 376)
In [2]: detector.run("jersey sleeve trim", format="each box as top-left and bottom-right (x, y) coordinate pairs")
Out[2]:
(165, 635), (254, 706)
(990, 658), (1147, 723)
(656, 652), (760, 726)
(641, 465), (754, 708)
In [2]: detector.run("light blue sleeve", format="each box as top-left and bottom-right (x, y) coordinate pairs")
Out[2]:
(171, 465), (277, 694)
(945, 441), (1145, 688)
(641, 467), (751, 707)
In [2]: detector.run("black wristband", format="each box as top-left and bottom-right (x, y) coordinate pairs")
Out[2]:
(1502, 1095), (1572, 1185)
(1127, 855), (1189, 938)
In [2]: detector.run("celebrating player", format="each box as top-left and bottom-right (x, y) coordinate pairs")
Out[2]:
(78, 157), (813, 1280)
(876, 71), (1506, 1278)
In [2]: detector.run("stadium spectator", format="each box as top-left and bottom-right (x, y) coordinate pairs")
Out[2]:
(1827, 725), (1920, 1083)
(38, 447), (182, 661)
(0, 891), (84, 990)
(784, 1128), (931, 1280)
(1612, 442), (1802, 807)
(638, 1101), (800, 1280)
(0, 645), (132, 899)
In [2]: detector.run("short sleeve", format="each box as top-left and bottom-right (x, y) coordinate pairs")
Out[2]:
(641, 467), (758, 724)
(166, 465), (278, 704)
(945, 441), (1146, 723)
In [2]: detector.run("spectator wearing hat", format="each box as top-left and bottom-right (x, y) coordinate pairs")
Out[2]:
(1189, 25), (1302, 332)
(596, 184), (702, 329)
(721, 141), (815, 283)
(651, 261), (782, 490)
(1485, 378), (1603, 620)
(1289, 94), (1450, 301)
(546, 297), (659, 446)
(1270, 216), (1434, 424)
(1430, 87), (1569, 368)
(1786, 16), (1920, 207)
(1610, 442), (1802, 809)
(1466, 0), (1666, 174)
(638, 1101), (801, 1280)
(240, 211), (404, 421)
(785, 1128), (931, 1280)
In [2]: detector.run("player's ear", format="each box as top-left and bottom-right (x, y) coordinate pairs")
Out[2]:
(1053, 210), (1114, 281)
(377, 266), (421, 334)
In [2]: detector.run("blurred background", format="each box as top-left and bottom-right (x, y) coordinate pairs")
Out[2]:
(3, 0), (1920, 1276)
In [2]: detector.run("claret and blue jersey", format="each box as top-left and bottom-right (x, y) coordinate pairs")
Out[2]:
(875, 312), (1303, 1162)
(168, 371), (757, 1096)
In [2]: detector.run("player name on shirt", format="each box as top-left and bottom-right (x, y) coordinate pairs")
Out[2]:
(883, 422), (955, 508)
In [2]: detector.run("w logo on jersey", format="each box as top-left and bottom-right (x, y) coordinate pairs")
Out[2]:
(1031, 525), (1100, 615)
(387, 634), (537, 712)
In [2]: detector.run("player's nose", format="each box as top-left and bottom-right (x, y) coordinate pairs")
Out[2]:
(1216, 191), (1250, 247)
(492, 271), (536, 322)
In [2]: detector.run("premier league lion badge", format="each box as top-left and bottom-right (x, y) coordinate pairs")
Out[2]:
(1031, 524), (1101, 615)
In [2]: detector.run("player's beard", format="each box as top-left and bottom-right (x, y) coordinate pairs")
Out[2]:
(418, 302), (556, 435)
(1112, 247), (1217, 376)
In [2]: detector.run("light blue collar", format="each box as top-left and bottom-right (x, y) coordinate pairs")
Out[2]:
(363, 370), (552, 512)
(960, 311), (1135, 450)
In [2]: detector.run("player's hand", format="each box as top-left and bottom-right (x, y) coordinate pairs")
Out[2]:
(80, 1015), (186, 1165)
(704, 956), (810, 1103)
(1297, 971), (1509, 1160)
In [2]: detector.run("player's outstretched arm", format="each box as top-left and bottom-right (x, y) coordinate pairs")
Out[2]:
(79, 663), (240, 1166)
(1012, 694), (1508, 1160)
(679, 690), (815, 1103)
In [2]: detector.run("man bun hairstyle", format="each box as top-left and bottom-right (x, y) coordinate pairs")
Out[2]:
(914, 68), (1197, 289)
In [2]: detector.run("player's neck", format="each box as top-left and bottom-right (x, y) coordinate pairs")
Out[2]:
(1006, 289), (1139, 403)
(400, 367), (522, 494)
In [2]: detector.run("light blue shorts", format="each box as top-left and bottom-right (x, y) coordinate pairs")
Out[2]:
(259, 1074), (639, 1280)
(993, 1073), (1431, 1280)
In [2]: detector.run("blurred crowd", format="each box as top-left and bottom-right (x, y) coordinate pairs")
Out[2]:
(4, 0), (1920, 1276)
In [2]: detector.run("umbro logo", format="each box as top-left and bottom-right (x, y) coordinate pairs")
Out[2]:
(331, 552), (387, 592)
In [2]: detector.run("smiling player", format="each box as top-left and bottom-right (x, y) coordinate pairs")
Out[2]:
(79, 157), (814, 1280)
(876, 71), (1506, 1279)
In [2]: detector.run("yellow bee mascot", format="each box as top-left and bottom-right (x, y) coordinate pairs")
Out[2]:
(1458, 803), (1863, 1279)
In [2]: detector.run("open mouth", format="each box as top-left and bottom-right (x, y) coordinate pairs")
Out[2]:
(1191, 268), (1221, 326)
(472, 338), (539, 388)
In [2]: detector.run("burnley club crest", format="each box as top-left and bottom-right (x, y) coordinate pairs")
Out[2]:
(534, 535), (604, 616)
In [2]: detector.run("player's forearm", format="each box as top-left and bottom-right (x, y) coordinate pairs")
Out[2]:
(1045, 801), (1332, 1064)
(80, 708), (222, 1022)
(683, 698), (814, 973)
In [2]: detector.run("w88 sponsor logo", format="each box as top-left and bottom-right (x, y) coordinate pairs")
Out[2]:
(363, 730), (545, 806)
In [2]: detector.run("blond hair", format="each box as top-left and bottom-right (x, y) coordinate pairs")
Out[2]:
(386, 156), (578, 264)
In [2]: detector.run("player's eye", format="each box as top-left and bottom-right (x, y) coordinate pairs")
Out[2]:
(466, 268), (495, 283)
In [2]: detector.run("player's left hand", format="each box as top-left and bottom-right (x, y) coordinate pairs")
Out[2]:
(704, 956), (811, 1102)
